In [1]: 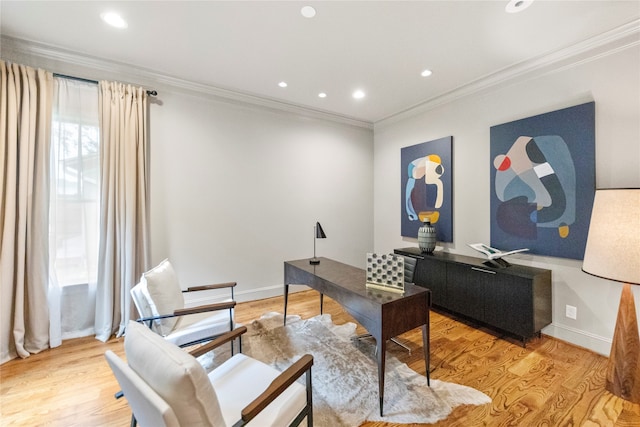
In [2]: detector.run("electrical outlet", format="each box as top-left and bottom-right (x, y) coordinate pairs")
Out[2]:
(566, 305), (577, 320)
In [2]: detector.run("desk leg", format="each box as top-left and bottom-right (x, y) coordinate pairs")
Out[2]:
(422, 323), (430, 386)
(284, 284), (289, 326)
(376, 338), (386, 416)
(320, 293), (324, 314)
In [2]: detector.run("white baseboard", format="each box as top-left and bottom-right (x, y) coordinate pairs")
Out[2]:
(543, 323), (612, 357)
(234, 284), (286, 303)
(183, 284), (312, 306)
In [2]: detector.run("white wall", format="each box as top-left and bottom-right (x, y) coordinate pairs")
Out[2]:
(373, 43), (640, 355)
(149, 89), (374, 301)
(2, 39), (374, 304)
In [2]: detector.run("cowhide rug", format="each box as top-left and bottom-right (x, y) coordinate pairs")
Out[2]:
(199, 312), (491, 426)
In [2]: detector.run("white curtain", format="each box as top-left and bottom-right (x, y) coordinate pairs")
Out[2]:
(49, 78), (100, 346)
(94, 81), (150, 342)
(0, 60), (53, 363)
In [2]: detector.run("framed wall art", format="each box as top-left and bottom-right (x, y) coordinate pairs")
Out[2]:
(401, 136), (453, 242)
(490, 102), (595, 260)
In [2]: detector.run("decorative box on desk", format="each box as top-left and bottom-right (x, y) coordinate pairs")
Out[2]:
(394, 247), (552, 345)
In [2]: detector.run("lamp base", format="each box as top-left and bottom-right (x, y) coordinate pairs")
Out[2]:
(606, 283), (640, 403)
(309, 258), (320, 265)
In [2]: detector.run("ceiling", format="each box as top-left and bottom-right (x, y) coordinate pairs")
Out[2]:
(1, 1), (639, 124)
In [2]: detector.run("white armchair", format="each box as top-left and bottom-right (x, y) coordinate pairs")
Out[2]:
(106, 321), (313, 427)
(130, 259), (240, 350)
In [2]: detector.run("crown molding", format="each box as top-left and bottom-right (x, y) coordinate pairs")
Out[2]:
(1, 35), (373, 130)
(3, 19), (638, 131)
(376, 19), (640, 128)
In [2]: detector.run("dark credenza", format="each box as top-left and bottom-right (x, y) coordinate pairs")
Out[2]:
(395, 247), (552, 344)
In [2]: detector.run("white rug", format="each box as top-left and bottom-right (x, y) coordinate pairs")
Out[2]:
(201, 312), (491, 426)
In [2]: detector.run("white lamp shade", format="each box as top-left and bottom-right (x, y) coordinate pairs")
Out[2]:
(582, 189), (640, 285)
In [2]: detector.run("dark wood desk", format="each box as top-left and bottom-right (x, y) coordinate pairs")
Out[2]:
(284, 257), (430, 416)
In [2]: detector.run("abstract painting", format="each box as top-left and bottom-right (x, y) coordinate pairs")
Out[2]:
(401, 136), (453, 241)
(490, 102), (595, 260)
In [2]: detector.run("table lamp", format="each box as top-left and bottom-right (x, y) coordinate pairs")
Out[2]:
(582, 188), (640, 403)
(310, 221), (326, 265)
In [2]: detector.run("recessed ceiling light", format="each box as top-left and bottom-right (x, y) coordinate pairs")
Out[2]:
(100, 11), (128, 29)
(421, 69), (433, 77)
(278, 81), (288, 88)
(318, 92), (327, 98)
(301, 6), (316, 18)
(352, 90), (366, 100)
(505, 0), (534, 13)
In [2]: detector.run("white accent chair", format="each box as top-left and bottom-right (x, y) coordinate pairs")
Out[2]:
(130, 259), (240, 350)
(105, 321), (313, 427)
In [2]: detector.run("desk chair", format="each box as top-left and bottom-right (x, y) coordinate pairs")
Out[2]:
(353, 254), (419, 353)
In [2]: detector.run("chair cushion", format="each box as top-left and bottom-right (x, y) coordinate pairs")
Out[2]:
(165, 300), (236, 347)
(210, 353), (307, 427)
(141, 259), (185, 335)
(125, 320), (225, 427)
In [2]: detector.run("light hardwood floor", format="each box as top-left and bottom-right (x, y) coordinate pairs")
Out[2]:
(1, 290), (639, 426)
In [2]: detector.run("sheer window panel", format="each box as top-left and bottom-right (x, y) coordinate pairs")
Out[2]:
(49, 78), (100, 344)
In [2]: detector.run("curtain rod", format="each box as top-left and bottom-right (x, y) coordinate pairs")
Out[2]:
(53, 73), (158, 97)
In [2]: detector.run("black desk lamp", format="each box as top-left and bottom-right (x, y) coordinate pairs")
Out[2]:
(310, 222), (326, 265)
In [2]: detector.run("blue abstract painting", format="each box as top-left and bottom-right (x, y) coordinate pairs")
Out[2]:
(401, 136), (453, 242)
(490, 102), (595, 260)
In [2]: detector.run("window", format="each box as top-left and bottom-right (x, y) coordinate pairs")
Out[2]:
(50, 79), (100, 287)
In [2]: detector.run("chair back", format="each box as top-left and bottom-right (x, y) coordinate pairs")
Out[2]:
(404, 255), (417, 284)
(105, 350), (180, 427)
(124, 320), (226, 426)
(130, 282), (153, 320)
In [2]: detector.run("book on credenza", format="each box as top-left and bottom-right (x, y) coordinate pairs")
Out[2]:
(468, 243), (529, 260)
